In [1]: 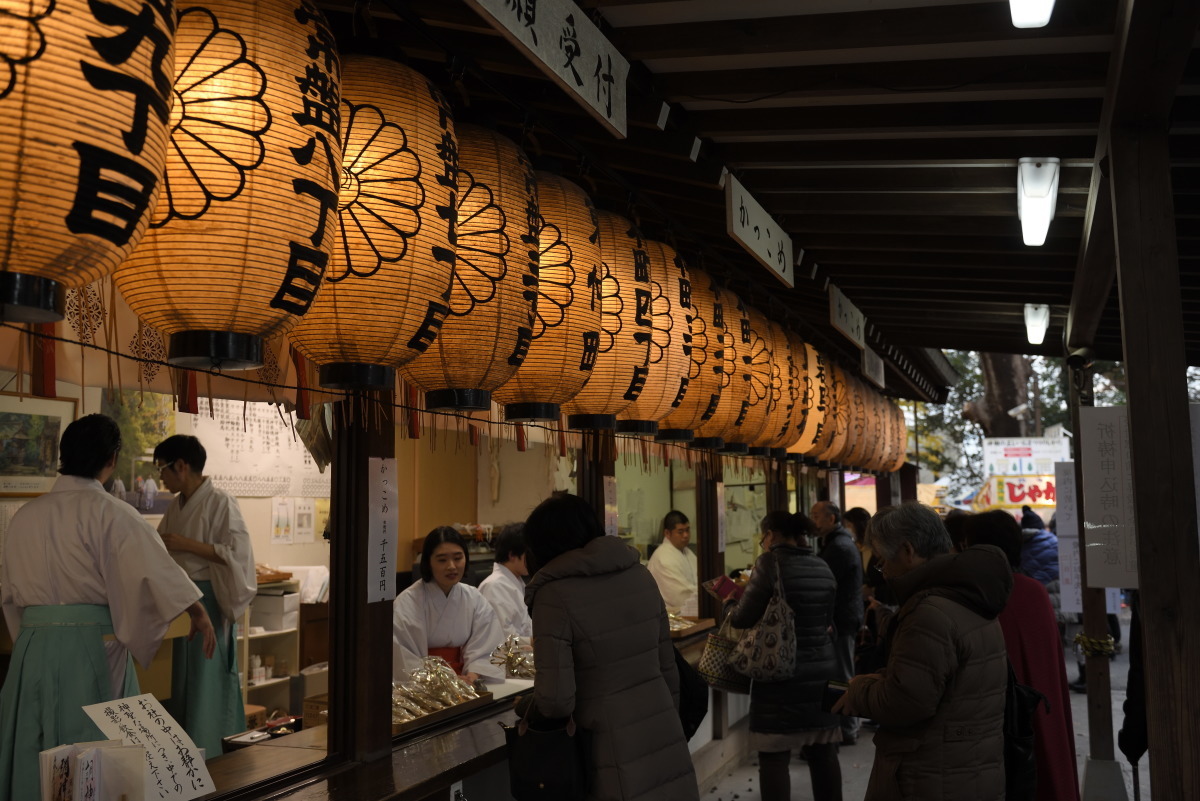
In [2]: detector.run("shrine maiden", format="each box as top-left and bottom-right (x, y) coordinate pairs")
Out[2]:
(155, 434), (257, 757)
(478, 524), (533, 639)
(647, 510), (699, 614)
(0, 415), (216, 801)
(393, 528), (506, 683)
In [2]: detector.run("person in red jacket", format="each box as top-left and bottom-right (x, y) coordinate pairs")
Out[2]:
(964, 510), (1081, 801)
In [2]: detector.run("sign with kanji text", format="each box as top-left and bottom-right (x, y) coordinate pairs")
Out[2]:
(828, 285), (866, 349)
(724, 175), (794, 287)
(465, 0), (628, 137)
(1079, 406), (1138, 589)
(368, 457), (398, 603)
(983, 436), (1072, 477)
(971, 475), (1057, 512)
(862, 348), (885, 388)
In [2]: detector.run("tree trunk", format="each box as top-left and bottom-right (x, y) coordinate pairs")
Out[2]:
(962, 353), (1032, 437)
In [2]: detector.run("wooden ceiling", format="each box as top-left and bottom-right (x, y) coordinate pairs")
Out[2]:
(336, 0), (1200, 401)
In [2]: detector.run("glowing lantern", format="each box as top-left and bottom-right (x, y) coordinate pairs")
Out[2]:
(563, 211), (651, 429)
(764, 325), (805, 453)
(287, 55), (457, 389)
(658, 267), (724, 442)
(1, 0), (175, 321)
(725, 302), (774, 451)
(493, 172), (601, 421)
(616, 236), (691, 437)
(116, 0), (342, 369)
(693, 288), (748, 452)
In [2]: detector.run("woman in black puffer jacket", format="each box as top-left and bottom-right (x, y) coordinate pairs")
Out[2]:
(725, 510), (842, 801)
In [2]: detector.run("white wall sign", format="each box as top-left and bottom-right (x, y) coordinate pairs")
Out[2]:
(368, 457), (398, 603)
(1079, 406), (1138, 589)
(464, 0), (628, 137)
(602, 474), (618, 537)
(724, 174), (795, 287)
(983, 436), (1072, 477)
(294, 498), (316, 544)
(828, 285), (866, 349)
(83, 694), (212, 801)
(862, 348), (885, 388)
(716, 481), (726, 553)
(1055, 461), (1083, 614)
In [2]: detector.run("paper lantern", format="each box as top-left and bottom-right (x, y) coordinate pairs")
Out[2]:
(725, 302), (774, 450)
(116, 0), (342, 369)
(692, 288), (748, 451)
(816, 364), (852, 465)
(764, 325), (805, 452)
(658, 267), (723, 441)
(799, 346), (834, 458)
(492, 172), (601, 421)
(844, 375), (871, 468)
(562, 211), (651, 429)
(616, 237), (690, 437)
(0, 0), (175, 321)
(399, 124), (539, 407)
(285, 55), (457, 389)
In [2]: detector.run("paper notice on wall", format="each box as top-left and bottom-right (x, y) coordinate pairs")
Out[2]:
(271, 497), (294, 544)
(603, 475), (618, 537)
(716, 482), (726, 553)
(1054, 462), (1082, 614)
(293, 498), (316, 544)
(1079, 406), (1139, 589)
(368, 457), (398, 603)
(83, 694), (213, 801)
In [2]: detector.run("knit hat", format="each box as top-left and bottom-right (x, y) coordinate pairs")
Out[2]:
(1020, 505), (1046, 530)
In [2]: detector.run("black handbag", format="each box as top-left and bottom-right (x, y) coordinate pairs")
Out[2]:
(501, 705), (591, 800)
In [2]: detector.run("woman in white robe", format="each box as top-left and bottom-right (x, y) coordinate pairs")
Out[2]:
(392, 527), (506, 683)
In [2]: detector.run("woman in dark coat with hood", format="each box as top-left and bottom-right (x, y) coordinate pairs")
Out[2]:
(523, 493), (698, 801)
(725, 510), (842, 801)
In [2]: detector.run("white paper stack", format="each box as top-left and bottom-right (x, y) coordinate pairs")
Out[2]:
(40, 740), (145, 801)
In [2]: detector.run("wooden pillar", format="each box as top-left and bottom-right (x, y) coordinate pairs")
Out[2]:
(875, 471), (902, 510)
(575, 429), (615, 526)
(1111, 126), (1200, 797)
(1067, 362), (1118, 763)
(898, 462), (918, 502)
(695, 452), (724, 620)
(764, 458), (788, 512)
(329, 393), (395, 763)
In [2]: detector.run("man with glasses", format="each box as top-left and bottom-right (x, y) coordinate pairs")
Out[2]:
(155, 435), (257, 756)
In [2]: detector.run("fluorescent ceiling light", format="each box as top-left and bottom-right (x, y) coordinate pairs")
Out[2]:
(1017, 157), (1060, 247)
(1024, 303), (1051, 345)
(1009, 0), (1056, 28)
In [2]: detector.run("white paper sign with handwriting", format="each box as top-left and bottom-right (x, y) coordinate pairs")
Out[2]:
(83, 694), (213, 801)
(724, 174), (795, 287)
(829, 285), (866, 350)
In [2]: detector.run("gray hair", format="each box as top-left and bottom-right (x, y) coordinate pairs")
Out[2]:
(868, 503), (952, 561)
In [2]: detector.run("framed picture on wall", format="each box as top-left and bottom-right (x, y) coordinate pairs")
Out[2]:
(0, 394), (79, 496)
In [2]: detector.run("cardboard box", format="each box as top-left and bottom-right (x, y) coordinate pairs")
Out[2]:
(250, 609), (299, 631)
(302, 693), (328, 726)
(251, 593), (300, 631)
(245, 704), (267, 729)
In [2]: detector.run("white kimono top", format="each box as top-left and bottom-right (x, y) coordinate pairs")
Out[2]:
(478, 562), (533, 639)
(0, 475), (202, 693)
(646, 541), (699, 614)
(158, 478), (257, 629)
(392, 580), (506, 682)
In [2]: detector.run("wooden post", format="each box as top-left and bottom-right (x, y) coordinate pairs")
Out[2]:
(898, 463), (918, 502)
(695, 451), (724, 621)
(1067, 362), (1119, 765)
(875, 470), (902, 510)
(764, 458), (788, 512)
(1110, 125), (1200, 798)
(328, 393), (395, 762)
(575, 429), (615, 527)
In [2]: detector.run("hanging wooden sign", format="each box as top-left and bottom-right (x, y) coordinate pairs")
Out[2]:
(724, 174), (794, 287)
(829, 285), (866, 350)
(862, 347), (885, 388)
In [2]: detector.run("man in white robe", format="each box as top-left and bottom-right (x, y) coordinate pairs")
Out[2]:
(647, 510), (699, 614)
(156, 434), (257, 756)
(392, 581), (506, 684)
(478, 525), (532, 639)
(0, 414), (216, 801)
(142, 475), (159, 511)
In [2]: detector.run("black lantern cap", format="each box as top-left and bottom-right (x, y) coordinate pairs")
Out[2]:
(425, 388), (491, 411)
(655, 428), (694, 443)
(691, 437), (725, 450)
(616, 419), (658, 437)
(718, 442), (750, 456)
(169, 331), (263, 371)
(747, 446), (770, 457)
(567, 414), (616, 431)
(770, 448), (788, 460)
(505, 402), (560, 422)
(0, 272), (65, 323)
(319, 362), (395, 390)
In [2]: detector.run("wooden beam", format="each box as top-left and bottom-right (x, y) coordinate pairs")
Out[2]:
(770, 193), (1087, 216)
(723, 137), (1099, 167)
(795, 232), (1079, 255)
(1067, 163), (1114, 348)
(789, 214), (1085, 237)
(1111, 123), (1200, 799)
(741, 165), (1093, 193)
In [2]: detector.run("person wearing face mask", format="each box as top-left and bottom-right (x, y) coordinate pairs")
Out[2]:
(392, 527), (506, 684)
(647, 510), (698, 615)
(477, 523), (532, 639)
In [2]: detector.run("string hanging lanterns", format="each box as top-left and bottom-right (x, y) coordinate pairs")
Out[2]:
(116, 0), (342, 369)
(562, 211), (651, 430)
(658, 266), (724, 442)
(288, 54), (457, 389)
(1, 0), (175, 321)
(492, 172), (601, 422)
(616, 236), (691, 437)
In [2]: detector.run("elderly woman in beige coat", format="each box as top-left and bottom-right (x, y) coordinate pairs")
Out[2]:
(524, 493), (699, 801)
(837, 503), (1012, 801)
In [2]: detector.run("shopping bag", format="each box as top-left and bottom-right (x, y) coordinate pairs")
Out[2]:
(729, 560), (796, 682)
(500, 706), (590, 800)
(697, 616), (750, 693)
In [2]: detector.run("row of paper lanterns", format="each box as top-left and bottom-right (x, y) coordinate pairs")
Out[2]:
(0, 0), (905, 471)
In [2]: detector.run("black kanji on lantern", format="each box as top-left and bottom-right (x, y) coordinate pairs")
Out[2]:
(66, 142), (158, 245)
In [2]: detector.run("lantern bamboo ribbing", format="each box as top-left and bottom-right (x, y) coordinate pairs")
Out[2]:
(563, 211), (651, 429)
(117, 0), (342, 369)
(492, 172), (601, 422)
(399, 124), (541, 408)
(658, 267), (724, 441)
(289, 55), (457, 389)
(693, 288), (748, 451)
(725, 302), (775, 450)
(1, 0), (175, 321)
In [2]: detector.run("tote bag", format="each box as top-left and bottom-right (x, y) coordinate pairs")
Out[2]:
(501, 706), (590, 800)
(697, 616), (750, 693)
(729, 561), (797, 682)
